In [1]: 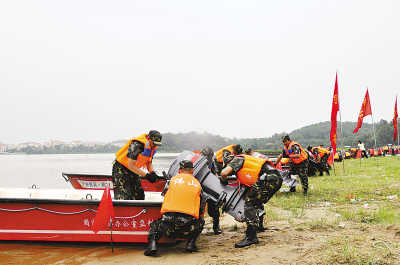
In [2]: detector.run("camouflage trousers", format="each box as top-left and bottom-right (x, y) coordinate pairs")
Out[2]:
(112, 161), (145, 200)
(148, 212), (205, 241)
(290, 160), (309, 194)
(244, 170), (283, 227)
(318, 154), (330, 175)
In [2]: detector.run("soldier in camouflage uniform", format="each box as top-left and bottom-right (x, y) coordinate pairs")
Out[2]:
(145, 160), (206, 256)
(112, 130), (162, 200)
(112, 161), (145, 200)
(220, 154), (282, 248)
(276, 135), (309, 195)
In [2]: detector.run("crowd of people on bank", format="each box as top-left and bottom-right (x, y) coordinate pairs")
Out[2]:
(110, 130), (397, 257)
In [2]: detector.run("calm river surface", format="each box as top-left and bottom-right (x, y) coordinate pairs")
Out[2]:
(0, 153), (178, 189)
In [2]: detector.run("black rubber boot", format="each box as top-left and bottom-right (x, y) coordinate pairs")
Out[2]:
(185, 232), (200, 253)
(258, 215), (265, 232)
(212, 218), (222, 235)
(144, 238), (158, 256)
(234, 226), (259, 248)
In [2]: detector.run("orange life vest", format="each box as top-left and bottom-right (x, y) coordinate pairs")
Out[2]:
(161, 173), (201, 219)
(312, 147), (330, 161)
(215, 144), (235, 163)
(115, 133), (157, 171)
(236, 155), (266, 187)
(284, 141), (308, 164)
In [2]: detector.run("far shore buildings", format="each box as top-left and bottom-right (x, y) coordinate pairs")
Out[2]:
(0, 144), (7, 153)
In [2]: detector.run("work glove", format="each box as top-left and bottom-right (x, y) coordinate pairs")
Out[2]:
(219, 176), (228, 186)
(145, 172), (158, 183)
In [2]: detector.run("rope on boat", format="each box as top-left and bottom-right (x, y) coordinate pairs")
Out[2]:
(0, 207), (147, 218)
(0, 207), (96, 215)
(114, 209), (146, 219)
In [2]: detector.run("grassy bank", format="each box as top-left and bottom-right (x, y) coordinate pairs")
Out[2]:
(264, 156), (400, 264)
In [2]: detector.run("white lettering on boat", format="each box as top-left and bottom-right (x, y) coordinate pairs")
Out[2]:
(77, 180), (113, 189)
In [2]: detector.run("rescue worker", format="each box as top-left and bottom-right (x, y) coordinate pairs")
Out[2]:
(144, 160), (206, 256)
(309, 145), (330, 176)
(213, 144), (243, 175)
(276, 135), (309, 195)
(198, 146), (223, 235)
(220, 154), (282, 248)
(112, 130), (162, 200)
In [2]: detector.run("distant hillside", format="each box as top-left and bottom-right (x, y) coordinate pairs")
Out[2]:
(7, 119), (396, 154)
(241, 119), (395, 151)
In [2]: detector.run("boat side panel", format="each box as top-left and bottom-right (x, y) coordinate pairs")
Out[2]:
(0, 201), (164, 243)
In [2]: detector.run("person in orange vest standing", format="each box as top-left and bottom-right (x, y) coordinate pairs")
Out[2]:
(112, 130), (162, 200)
(219, 154), (282, 248)
(213, 144), (243, 175)
(276, 135), (309, 195)
(144, 160), (206, 256)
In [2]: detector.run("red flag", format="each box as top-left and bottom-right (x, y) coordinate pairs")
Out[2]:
(330, 73), (340, 155)
(394, 97), (398, 142)
(353, 89), (372, 134)
(92, 185), (115, 233)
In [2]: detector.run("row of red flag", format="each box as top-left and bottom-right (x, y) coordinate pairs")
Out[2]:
(329, 73), (399, 160)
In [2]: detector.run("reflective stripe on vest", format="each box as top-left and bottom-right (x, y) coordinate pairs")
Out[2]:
(115, 133), (157, 170)
(236, 154), (265, 187)
(215, 144), (235, 163)
(284, 141), (308, 164)
(161, 173), (201, 219)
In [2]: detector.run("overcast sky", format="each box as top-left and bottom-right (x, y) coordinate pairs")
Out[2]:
(1, 0), (399, 144)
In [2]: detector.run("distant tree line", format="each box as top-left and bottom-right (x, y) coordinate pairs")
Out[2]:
(8, 119), (398, 154)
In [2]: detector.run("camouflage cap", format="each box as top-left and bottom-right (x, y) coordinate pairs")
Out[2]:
(179, 160), (194, 169)
(282, 135), (291, 142)
(233, 144), (243, 154)
(148, 130), (162, 146)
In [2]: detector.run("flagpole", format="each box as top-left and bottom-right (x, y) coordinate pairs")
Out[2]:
(368, 87), (378, 167)
(368, 88), (378, 151)
(396, 94), (399, 159)
(339, 100), (345, 174)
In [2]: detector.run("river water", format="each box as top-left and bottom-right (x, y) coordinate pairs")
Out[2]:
(0, 153), (178, 189)
(0, 153), (181, 264)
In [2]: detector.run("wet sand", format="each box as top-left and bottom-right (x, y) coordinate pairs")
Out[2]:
(2, 212), (399, 265)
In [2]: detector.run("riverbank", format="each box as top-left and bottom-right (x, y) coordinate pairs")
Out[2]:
(2, 156), (400, 264)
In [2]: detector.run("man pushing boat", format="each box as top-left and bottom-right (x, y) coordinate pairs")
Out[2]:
(112, 130), (162, 200)
(144, 160), (206, 256)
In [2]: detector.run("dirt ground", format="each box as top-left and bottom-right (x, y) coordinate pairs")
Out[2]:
(1, 208), (399, 265)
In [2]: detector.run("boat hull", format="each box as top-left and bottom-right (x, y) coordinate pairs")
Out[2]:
(0, 198), (163, 243)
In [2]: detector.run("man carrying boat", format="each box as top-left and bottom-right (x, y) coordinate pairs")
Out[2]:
(219, 153), (282, 248)
(112, 130), (162, 200)
(276, 135), (309, 195)
(213, 144), (243, 175)
(145, 160), (206, 256)
(310, 145), (331, 176)
(198, 146), (223, 235)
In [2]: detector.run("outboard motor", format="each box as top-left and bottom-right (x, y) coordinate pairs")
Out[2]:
(279, 168), (298, 188)
(167, 151), (248, 221)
